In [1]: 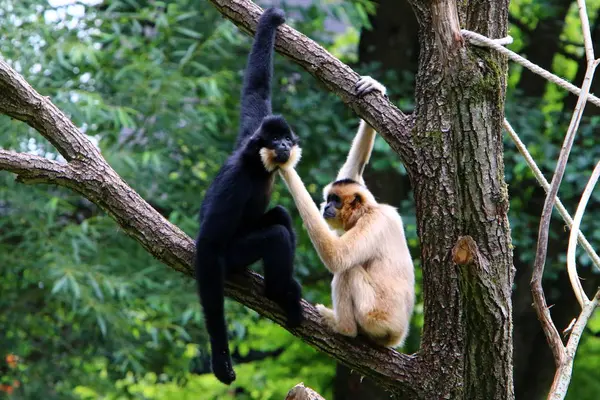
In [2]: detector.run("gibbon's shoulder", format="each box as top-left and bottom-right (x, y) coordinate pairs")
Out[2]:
(376, 204), (405, 223)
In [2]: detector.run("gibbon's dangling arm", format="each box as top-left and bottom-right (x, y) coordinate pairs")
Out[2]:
(335, 76), (387, 184)
(279, 167), (383, 273)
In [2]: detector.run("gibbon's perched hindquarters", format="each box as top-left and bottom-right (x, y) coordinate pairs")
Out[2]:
(277, 77), (415, 347)
(194, 8), (303, 385)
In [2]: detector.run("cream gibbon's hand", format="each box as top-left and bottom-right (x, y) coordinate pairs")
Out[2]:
(355, 76), (387, 97)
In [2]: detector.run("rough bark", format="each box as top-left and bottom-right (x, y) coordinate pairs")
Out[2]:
(1, 0), (515, 398)
(286, 383), (325, 400)
(406, 0), (514, 398)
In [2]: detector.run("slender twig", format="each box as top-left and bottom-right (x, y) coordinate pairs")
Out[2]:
(566, 161), (600, 308)
(503, 120), (600, 272)
(530, 38), (598, 370)
(577, 0), (595, 63)
(548, 290), (600, 400)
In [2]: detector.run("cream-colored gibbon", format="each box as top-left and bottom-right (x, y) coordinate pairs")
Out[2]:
(275, 77), (415, 347)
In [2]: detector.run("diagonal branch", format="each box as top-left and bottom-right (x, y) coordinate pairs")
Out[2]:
(207, 0), (416, 162)
(0, 25), (425, 400)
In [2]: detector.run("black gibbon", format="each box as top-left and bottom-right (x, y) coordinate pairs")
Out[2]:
(194, 8), (303, 385)
(277, 77), (415, 347)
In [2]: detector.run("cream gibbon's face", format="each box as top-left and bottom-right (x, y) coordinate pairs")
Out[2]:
(321, 179), (373, 232)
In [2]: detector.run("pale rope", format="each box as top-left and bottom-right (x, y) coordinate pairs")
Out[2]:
(461, 28), (600, 272)
(461, 29), (600, 108)
(503, 119), (600, 272)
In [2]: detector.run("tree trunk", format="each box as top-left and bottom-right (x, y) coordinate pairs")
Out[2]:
(406, 1), (514, 398)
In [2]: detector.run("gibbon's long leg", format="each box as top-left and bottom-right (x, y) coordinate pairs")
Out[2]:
(195, 240), (235, 384)
(317, 274), (358, 337)
(224, 224), (302, 326)
(236, 8), (285, 145)
(257, 205), (297, 249)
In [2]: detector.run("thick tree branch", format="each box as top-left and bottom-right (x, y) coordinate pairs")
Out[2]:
(0, 37), (425, 400)
(207, 0), (417, 165)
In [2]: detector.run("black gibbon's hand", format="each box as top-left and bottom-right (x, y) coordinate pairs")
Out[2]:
(260, 6), (286, 26)
(355, 76), (387, 97)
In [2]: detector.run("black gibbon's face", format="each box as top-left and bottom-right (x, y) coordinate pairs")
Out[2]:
(258, 116), (300, 170)
(267, 132), (296, 162)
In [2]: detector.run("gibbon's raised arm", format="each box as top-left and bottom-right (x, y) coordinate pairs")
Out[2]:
(335, 120), (375, 185)
(279, 167), (383, 273)
(235, 8), (284, 147)
(335, 76), (386, 184)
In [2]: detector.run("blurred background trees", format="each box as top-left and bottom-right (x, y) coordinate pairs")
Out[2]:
(0, 0), (598, 399)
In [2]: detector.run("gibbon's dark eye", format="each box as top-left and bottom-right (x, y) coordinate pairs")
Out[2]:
(327, 193), (342, 208)
(285, 136), (291, 141)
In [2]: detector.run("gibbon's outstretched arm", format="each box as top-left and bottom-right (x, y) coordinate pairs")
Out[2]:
(279, 167), (384, 273)
(236, 8), (285, 147)
(335, 77), (386, 185)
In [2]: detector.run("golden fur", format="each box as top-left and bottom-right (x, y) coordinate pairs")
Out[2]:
(279, 76), (414, 347)
(279, 169), (415, 347)
(260, 145), (302, 172)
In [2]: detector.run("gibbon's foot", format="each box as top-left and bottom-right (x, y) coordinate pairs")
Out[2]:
(315, 304), (336, 330)
(355, 76), (387, 97)
(266, 280), (304, 328)
(261, 7), (286, 26)
(211, 351), (236, 385)
(283, 294), (303, 328)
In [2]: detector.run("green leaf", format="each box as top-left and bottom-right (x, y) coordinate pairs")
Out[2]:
(51, 275), (69, 295)
(175, 27), (203, 40)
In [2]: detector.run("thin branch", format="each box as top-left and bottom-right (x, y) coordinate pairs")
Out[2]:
(577, 0), (595, 64)
(530, 0), (599, 368)
(566, 161), (600, 308)
(549, 290), (600, 400)
(503, 120), (600, 272)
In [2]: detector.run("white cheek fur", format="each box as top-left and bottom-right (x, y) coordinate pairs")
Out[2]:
(260, 145), (302, 172)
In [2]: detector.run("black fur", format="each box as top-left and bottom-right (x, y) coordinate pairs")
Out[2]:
(194, 8), (303, 386)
